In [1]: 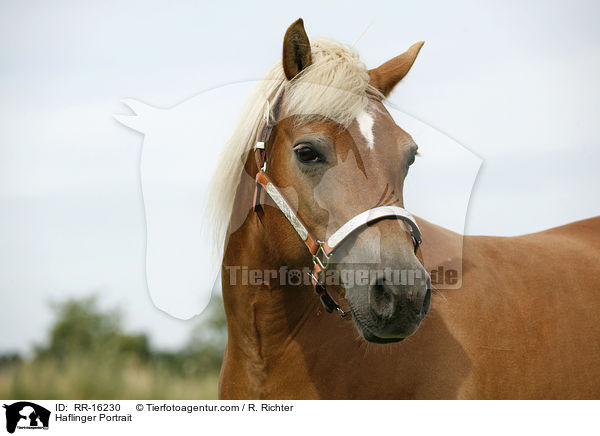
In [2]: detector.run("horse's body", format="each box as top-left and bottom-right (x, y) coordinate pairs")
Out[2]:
(215, 19), (600, 399)
(221, 216), (600, 399)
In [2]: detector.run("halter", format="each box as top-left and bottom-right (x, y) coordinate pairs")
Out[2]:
(252, 85), (422, 317)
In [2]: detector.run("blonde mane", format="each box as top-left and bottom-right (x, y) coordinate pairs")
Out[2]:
(207, 37), (380, 255)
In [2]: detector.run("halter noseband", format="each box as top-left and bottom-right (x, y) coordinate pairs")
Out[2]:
(252, 85), (422, 317)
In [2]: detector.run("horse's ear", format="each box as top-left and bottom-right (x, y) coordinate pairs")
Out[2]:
(282, 18), (312, 81)
(368, 41), (424, 97)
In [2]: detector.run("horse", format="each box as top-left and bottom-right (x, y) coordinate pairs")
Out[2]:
(212, 18), (600, 399)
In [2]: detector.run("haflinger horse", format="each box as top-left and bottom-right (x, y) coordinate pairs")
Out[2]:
(211, 18), (600, 399)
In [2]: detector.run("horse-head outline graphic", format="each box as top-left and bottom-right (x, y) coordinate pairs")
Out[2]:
(115, 82), (481, 319)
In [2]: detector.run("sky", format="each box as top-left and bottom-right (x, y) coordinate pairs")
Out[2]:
(1, 0), (599, 353)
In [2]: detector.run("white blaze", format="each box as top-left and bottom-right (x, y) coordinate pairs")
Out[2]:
(356, 110), (375, 149)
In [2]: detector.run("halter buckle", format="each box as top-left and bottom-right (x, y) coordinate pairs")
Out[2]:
(336, 307), (350, 317)
(254, 142), (267, 172)
(312, 241), (330, 272)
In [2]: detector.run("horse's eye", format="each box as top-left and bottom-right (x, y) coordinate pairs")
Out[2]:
(406, 149), (418, 168)
(294, 146), (321, 163)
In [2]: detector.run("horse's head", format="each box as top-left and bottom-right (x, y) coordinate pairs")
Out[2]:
(261, 20), (430, 343)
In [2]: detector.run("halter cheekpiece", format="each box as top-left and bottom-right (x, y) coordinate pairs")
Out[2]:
(252, 84), (422, 317)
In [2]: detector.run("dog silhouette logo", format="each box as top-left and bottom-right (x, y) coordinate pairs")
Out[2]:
(3, 402), (50, 433)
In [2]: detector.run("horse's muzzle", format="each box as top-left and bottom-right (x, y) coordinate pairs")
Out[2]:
(348, 271), (431, 343)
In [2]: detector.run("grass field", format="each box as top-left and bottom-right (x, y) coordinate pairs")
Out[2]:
(0, 358), (219, 400)
(0, 294), (224, 400)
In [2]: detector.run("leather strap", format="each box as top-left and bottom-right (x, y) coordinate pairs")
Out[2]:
(255, 171), (320, 255)
(326, 206), (421, 254)
(253, 84), (286, 217)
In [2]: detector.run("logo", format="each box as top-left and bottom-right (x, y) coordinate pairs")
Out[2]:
(3, 402), (50, 434)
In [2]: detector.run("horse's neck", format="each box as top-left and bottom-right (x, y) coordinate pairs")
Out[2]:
(221, 162), (320, 359)
(417, 218), (464, 274)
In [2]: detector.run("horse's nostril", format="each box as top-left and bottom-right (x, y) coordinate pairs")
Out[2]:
(369, 278), (394, 317)
(421, 287), (431, 316)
